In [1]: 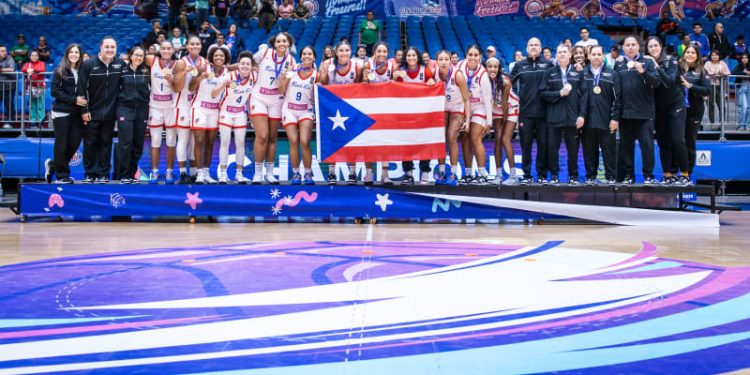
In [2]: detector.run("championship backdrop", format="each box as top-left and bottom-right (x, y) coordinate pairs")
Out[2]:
(1, 0), (747, 19)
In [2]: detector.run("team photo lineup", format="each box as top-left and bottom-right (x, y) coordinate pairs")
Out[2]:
(42, 21), (715, 188)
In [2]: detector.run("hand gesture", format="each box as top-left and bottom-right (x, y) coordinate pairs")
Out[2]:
(575, 116), (585, 129)
(609, 120), (619, 133)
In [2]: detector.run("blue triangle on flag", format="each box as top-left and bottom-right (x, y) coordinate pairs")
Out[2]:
(317, 85), (376, 161)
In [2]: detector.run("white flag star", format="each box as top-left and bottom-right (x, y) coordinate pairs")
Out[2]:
(329, 110), (349, 131)
(375, 193), (393, 212)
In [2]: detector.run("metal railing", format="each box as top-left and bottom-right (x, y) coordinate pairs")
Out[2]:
(0, 71), (53, 138)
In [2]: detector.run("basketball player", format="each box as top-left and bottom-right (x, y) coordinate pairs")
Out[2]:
(217, 51), (255, 184)
(145, 40), (177, 184)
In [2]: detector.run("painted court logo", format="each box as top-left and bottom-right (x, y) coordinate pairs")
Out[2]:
(0, 241), (748, 374)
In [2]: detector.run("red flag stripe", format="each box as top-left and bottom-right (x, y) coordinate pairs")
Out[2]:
(325, 81), (446, 100)
(367, 112), (445, 130)
(325, 143), (446, 163)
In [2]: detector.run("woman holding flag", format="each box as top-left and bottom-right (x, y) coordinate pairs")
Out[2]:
(217, 51), (255, 184)
(363, 42), (396, 185)
(251, 32), (296, 184)
(319, 40), (363, 185)
(435, 49), (471, 186)
(280, 46), (318, 185)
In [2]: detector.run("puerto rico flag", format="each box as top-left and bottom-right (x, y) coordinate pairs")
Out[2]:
(315, 82), (446, 163)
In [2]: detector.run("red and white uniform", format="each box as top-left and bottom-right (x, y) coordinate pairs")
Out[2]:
(219, 70), (255, 128)
(251, 45), (296, 120)
(492, 75), (520, 123)
(327, 60), (361, 85)
(458, 60), (493, 127)
(395, 65), (434, 83)
(148, 58), (176, 128)
(282, 69), (317, 127)
(436, 66), (465, 115)
(191, 65), (229, 130)
(365, 59), (394, 83)
(174, 55), (206, 128)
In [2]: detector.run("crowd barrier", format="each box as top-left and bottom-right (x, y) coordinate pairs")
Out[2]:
(1, 71), (749, 137)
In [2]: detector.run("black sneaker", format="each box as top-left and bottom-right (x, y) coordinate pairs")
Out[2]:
(606, 179), (617, 185)
(402, 174), (415, 185)
(55, 177), (74, 184)
(473, 175), (488, 185)
(621, 176), (634, 185)
(548, 176), (560, 186)
(568, 178), (580, 185)
(347, 173), (357, 185)
(643, 177), (658, 185)
(459, 175), (473, 185)
(44, 158), (54, 183)
(536, 178), (548, 185)
(585, 178), (596, 186)
(519, 177), (532, 186)
(95, 177), (109, 184)
(82, 176), (95, 184)
(674, 175), (693, 186)
(660, 176), (674, 185)
(179, 172), (191, 184)
(327, 172), (337, 185)
(119, 178), (133, 184)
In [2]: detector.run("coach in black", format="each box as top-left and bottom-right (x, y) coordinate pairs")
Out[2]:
(540, 44), (586, 185)
(581, 45), (618, 185)
(613, 36), (661, 185)
(80, 36), (122, 184)
(511, 37), (553, 185)
(115, 46), (150, 184)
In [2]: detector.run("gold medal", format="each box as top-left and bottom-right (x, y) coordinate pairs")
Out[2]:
(563, 83), (572, 91)
(368, 72), (376, 81)
(593, 85), (601, 94)
(627, 61), (635, 69)
(286, 71), (294, 79)
(190, 68), (198, 77)
(230, 81), (237, 89)
(163, 68), (172, 76)
(207, 72), (215, 80)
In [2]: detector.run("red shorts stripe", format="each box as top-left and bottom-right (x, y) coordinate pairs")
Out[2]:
(219, 122), (248, 129)
(325, 143), (446, 163)
(367, 112), (445, 131)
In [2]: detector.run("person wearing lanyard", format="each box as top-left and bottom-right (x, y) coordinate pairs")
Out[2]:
(511, 37), (553, 185)
(217, 51), (255, 184)
(145, 40), (178, 184)
(581, 45), (618, 186)
(613, 36), (661, 185)
(540, 44), (586, 185)
(645, 37), (690, 186)
(115, 46), (151, 183)
(679, 45), (710, 178)
(434, 49), (471, 186)
(363, 42), (398, 184)
(171, 36), (204, 183)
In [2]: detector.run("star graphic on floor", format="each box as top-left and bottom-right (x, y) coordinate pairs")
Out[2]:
(184, 192), (203, 210)
(329, 109), (349, 131)
(284, 195), (293, 205)
(375, 193), (393, 212)
(271, 206), (282, 215)
(270, 188), (281, 199)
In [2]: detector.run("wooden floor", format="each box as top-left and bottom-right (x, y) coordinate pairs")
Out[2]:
(1, 209), (749, 267)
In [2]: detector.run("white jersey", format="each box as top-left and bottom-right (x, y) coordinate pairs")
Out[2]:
(150, 58), (177, 109)
(396, 65), (432, 83)
(365, 59), (394, 83)
(284, 69), (317, 111)
(191, 65), (229, 112)
(253, 45), (296, 103)
(219, 70), (255, 117)
(327, 60), (361, 85)
(458, 60), (493, 123)
(435, 66), (464, 112)
(176, 55), (206, 110)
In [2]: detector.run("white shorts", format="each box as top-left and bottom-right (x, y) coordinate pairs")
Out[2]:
(250, 96), (283, 121)
(219, 113), (249, 128)
(191, 108), (219, 130)
(445, 102), (464, 116)
(282, 104), (315, 128)
(469, 103), (488, 127)
(493, 96), (520, 123)
(148, 106), (175, 128)
(174, 104), (192, 129)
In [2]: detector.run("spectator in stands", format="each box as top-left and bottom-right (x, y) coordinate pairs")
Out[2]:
(258, 0), (277, 33)
(195, 0), (210, 26)
(144, 20), (167, 48)
(167, 0), (185, 30)
(79, 36), (123, 184)
(11, 34), (30, 69)
(677, 33), (691, 57)
(605, 44), (619, 69)
(542, 47), (553, 65)
(508, 50), (524, 72)
(198, 21), (219, 57)
(34, 36), (51, 63)
(690, 23), (710, 60)
(575, 27), (598, 48)
(0, 45), (16, 128)
(293, 0), (310, 19)
(278, 0), (294, 19)
(486, 45), (497, 59)
(734, 35), (747, 61)
(115, 46), (150, 183)
(704, 49), (730, 128)
(709, 23), (731, 60)
(655, 11), (681, 43)
(225, 24), (245, 61)
(213, 0), (231, 29)
(21, 51), (46, 128)
(354, 45), (369, 66)
(178, 8), (191, 33)
(82, 52), (91, 61)
(323, 45), (334, 62)
(733, 53), (750, 131)
(563, 38), (573, 48)
(450, 51), (459, 67)
(235, 0), (257, 27)
(209, 34), (232, 58)
(170, 27), (187, 59)
(358, 11), (381, 56)
(48, 43), (87, 184)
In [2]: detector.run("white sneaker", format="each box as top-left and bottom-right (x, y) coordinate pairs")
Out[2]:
(252, 172), (263, 184)
(218, 171), (228, 184)
(492, 175), (502, 185)
(502, 176), (518, 186)
(419, 171), (430, 185)
(204, 173), (217, 184)
(363, 169), (374, 185)
(265, 173), (279, 184)
(236, 172), (250, 184)
(195, 170), (206, 184)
